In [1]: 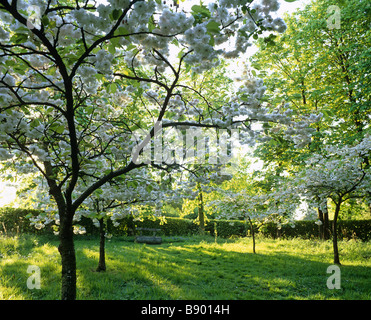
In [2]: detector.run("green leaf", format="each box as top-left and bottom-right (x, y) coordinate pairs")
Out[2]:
(171, 38), (179, 47)
(85, 106), (94, 115)
(128, 181), (138, 188)
(11, 33), (28, 44)
(284, 0), (297, 2)
(126, 44), (137, 51)
(30, 119), (40, 128)
(191, 5), (211, 18)
(49, 123), (59, 130)
(108, 44), (116, 55)
(117, 26), (129, 36)
(95, 73), (104, 82)
(109, 83), (117, 94)
(177, 48), (185, 59)
(112, 9), (122, 20)
(41, 15), (49, 27)
(49, 20), (56, 29)
(209, 34), (215, 46)
(56, 125), (65, 134)
(206, 20), (221, 34)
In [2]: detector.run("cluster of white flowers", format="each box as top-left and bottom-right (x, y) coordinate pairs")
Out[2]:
(0, 110), (30, 141)
(210, 183), (299, 226)
(0, 148), (13, 161)
(157, 8), (194, 35)
(182, 23), (221, 74)
(71, 8), (110, 35)
(95, 50), (114, 75)
(208, 0), (286, 59)
(73, 225), (87, 235)
(111, 206), (137, 227)
(127, 1), (156, 31)
(296, 135), (371, 208)
(29, 216), (47, 230)
(28, 144), (51, 162)
(76, 65), (98, 88)
(0, 26), (10, 42)
(237, 77), (267, 110)
(58, 23), (81, 46)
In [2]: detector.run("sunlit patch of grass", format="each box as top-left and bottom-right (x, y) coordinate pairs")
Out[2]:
(0, 235), (60, 299)
(1, 235), (370, 300)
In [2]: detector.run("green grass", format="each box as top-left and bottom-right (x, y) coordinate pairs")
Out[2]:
(0, 235), (370, 300)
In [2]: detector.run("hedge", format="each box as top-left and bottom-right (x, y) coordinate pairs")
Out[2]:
(0, 207), (52, 235)
(1, 207), (370, 241)
(74, 216), (248, 238)
(78, 215), (201, 237)
(260, 220), (371, 241)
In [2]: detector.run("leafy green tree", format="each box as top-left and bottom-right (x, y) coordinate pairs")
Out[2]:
(250, 0), (371, 227)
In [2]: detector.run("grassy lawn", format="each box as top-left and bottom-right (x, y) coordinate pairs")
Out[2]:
(0, 235), (370, 300)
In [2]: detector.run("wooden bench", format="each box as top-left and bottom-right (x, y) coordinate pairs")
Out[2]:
(135, 227), (162, 244)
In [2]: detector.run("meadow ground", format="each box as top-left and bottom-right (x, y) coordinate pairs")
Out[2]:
(0, 235), (370, 300)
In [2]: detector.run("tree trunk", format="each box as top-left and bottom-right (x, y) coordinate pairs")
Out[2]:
(318, 200), (330, 240)
(323, 205), (330, 240)
(332, 202), (341, 265)
(197, 183), (205, 235)
(248, 217), (256, 254)
(58, 212), (77, 300)
(96, 218), (106, 272)
(318, 208), (324, 240)
(44, 161), (77, 300)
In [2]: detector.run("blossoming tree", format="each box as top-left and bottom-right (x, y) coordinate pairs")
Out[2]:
(207, 155), (300, 253)
(0, 0), (317, 299)
(294, 136), (371, 264)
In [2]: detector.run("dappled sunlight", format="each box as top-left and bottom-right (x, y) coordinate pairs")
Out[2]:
(1, 236), (370, 300)
(0, 236), (61, 299)
(81, 247), (100, 260)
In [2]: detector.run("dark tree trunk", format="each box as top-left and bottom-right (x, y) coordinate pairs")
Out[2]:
(45, 168), (77, 300)
(318, 201), (330, 240)
(323, 206), (330, 240)
(318, 208), (324, 240)
(58, 212), (77, 300)
(197, 183), (205, 235)
(248, 217), (256, 254)
(332, 202), (341, 265)
(96, 218), (106, 272)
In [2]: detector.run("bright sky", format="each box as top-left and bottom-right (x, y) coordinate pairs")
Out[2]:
(0, 183), (17, 207)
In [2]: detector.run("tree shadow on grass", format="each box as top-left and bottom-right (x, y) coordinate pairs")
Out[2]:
(1, 237), (370, 300)
(76, 239), (371, 300)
